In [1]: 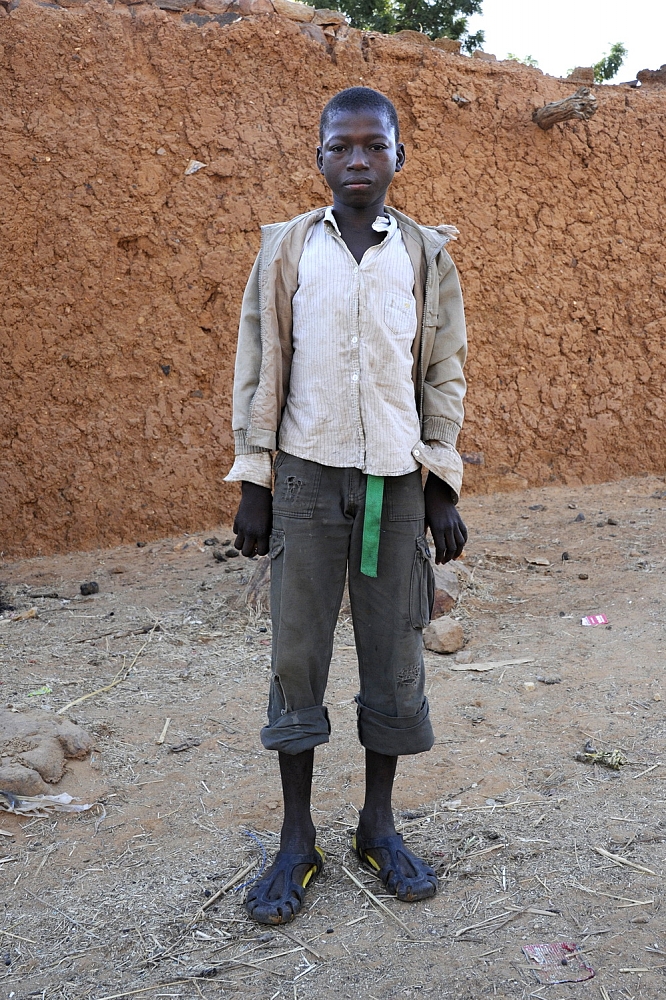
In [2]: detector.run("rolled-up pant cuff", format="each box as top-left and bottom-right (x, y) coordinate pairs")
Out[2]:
(261, 705), (331, 754)
(355, 696), (434, 756)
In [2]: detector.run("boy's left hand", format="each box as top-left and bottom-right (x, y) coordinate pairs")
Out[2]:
(424, 472), (467, 564)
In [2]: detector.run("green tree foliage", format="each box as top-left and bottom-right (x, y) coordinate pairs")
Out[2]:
(507, 52), (538, 67)
(593, 42), (627, 82)
(334, 0), (485, 51)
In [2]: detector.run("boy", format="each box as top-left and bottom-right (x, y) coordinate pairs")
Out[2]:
(225, 87), (467, 925)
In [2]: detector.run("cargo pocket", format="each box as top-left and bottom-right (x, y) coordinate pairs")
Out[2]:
(409, 533), (435, 630)
(272, 453), (322, 518)
(269, 529), (285, 560)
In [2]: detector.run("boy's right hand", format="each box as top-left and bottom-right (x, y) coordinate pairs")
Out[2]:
(233, 481), (273, 557)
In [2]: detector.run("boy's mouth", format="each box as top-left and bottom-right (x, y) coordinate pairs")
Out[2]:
(344, 179), (372, 189)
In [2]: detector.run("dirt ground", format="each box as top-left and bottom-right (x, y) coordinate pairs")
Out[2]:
(1, 474), (665, 1000)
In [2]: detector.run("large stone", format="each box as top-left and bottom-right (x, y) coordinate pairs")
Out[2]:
(196, 0), (236, 11)
(300, 22), (328, 44)
(472, 50), (496, 61)
(433, 36), (460, 53)
(271, 0), (314, 20)
(567, 66), (594, 84)
(423, 616), (464, 654)
(312, 7), (346, 24)
(0, 707), (93, 792)
(0, 763), (50, 797)
(394, 29), (432, 46)
(238, 0), (273, 14)
(637, 65), (666, 86)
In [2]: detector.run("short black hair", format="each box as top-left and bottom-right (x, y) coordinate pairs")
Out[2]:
(319, 87), (400, 143)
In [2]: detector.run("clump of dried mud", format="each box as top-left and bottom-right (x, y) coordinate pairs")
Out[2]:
(1, 2), (665, 557)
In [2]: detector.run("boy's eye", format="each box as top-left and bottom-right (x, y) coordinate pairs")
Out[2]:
(329, 145), (346, 153)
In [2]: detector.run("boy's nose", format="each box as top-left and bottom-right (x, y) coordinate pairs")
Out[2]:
(347, 146), (370, 169)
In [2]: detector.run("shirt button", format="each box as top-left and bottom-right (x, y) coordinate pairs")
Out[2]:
(414, 449), (420, 457)
(351, 337), (358, 344)
(351, 373), (359, 382)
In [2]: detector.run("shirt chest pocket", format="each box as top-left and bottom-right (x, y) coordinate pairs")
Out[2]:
(383, 293), (416, 339)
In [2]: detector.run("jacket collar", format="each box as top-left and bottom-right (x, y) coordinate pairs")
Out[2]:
(259, 205), (457, 268)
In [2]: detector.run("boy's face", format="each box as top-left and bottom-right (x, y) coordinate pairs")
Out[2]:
(317, 109), (405, 209)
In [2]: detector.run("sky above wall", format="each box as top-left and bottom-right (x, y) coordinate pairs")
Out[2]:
(466, 0), (666, 81)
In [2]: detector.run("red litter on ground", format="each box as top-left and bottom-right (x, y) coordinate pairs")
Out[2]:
(522, 942), (595, 984)
(581, 614), (608, 627)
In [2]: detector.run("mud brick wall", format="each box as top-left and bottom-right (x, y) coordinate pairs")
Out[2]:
(1, 1), (665, 556)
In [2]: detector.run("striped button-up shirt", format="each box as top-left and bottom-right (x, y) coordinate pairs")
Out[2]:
(226, 207), (463, 495)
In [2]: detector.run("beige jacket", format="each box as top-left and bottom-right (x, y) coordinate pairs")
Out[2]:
(231, 205), (467, 468)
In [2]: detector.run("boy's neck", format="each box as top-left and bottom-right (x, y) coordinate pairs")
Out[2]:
(331, 194), (387, 232)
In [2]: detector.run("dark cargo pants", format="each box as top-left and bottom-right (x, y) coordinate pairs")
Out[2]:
(260, 451), (435, 757)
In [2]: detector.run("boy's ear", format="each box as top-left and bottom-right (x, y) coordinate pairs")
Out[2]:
(316, 145), (324, 174)
(395, 142), (406, 173)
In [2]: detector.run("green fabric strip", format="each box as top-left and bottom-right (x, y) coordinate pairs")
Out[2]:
(360, 475), (385, 578)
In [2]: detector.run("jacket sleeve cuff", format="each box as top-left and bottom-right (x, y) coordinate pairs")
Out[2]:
(412, 440), (463, 503)
(224, 453), (272, 489)
(421, 416), (461, 446)
(233, 429), (275, 455)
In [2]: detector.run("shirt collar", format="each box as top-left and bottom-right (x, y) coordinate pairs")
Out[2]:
(323, 206), (397, 238)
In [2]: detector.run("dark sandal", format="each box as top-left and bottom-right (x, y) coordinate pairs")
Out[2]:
(352, 832), (437, 902)
(245, 846), (325, 925)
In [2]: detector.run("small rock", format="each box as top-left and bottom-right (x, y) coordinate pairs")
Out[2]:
(455, 649), (474, 664)
(136, 541), (147, 548)
(29, 589), (59, 599)
(212, 549), (227, 563)
(431, 561), (460, 617)
(225, 548), (240, 558)
(523, 681), (536, 691)
(578, 573), (589, 580)
(0, 762), (50, 796)
(561, 552), (570, 562)
(204, 537), (219, 546)
(568, 502), (577, 509)
(574, 512), (585, 522)
(529, 504), (546, 511)
(596, 521), (605, 528)
(160, 364), (171, 375)
(607, 517), (618, 525)
(537, 675), (562, 685)
(184, 160), (207, 175)
(17, 737), (65, 783)
(654, 693), (661, 702)
(423, 617), (464, 654)
(631, 914), (649, 924)
(80, 581), (99, 596)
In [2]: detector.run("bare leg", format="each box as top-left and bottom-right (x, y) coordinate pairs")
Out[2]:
(357, 749), (397, 840)
(355, 749), (437, 901)
(245, 748), (320, 924)
(279, 748), (316, 853)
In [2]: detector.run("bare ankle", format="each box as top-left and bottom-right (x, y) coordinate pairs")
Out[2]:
(280, 819), (316, 854)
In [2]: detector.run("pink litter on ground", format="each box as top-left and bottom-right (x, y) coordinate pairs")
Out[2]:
(581, 614), (608, 627)
(522, 942), (595, 984)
